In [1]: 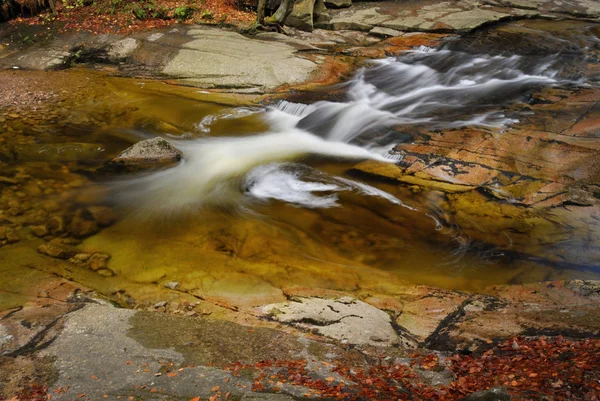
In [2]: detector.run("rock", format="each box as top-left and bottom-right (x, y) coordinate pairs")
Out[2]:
(68, 209), (99, 238)
(458, 387), (512, 401)
(106, 137), (182, 171)
(47, 215), (66, 235)
(369, 26), (403, 38)
(162, 27), (318, 91)
(85, 206), (117, 227)
(163, 281), (180, 290)
(324, 0), (351, 9)
(30, 225), (49, 237)
(286, 0), (329, 31)
(5, 228), (20, 244)
(154, 301), (168, 308)
(108, 38), (139, 61)
(96, 268), (115, 277)
(38, 239), (79, 259)
(88, 253), (111, 271)
(0, 226), (20, 244)
(72, 253), (92, 262)
(263, 297), (400, 347)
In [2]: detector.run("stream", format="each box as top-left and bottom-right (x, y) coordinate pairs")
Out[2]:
(1, 20), (600, 309)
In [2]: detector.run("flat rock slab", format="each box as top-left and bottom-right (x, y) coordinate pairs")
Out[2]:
(39, 304), (361, 401)
(262, 297), (401, 347)
(324, 0), (600, 33)
(162, 27), (318, 91)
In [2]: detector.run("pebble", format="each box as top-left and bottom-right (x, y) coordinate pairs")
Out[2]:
(163, 281), (180, 290)
(153, 301), (168, 308)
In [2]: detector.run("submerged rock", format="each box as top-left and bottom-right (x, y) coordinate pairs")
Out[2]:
(104, 137), (183, 172)
(38, 238), (79, 259)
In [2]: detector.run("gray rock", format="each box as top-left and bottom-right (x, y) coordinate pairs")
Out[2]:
(287, 0), (330, 31)
(458, 387), (512, 401)
(162, 27), (318, 90)
(369, 26), (403, 38)
(108, 38), (139, 60)
(163, 281), (180, 290)
(109, 137), (183, 168)
(263, 297), (399, 347)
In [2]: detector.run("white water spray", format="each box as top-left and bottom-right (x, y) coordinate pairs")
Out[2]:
(114, 47), (565, 213)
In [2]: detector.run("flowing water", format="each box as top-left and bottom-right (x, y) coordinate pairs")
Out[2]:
(2, 20), (600, 308)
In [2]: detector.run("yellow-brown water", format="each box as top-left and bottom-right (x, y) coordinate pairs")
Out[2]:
(1, 65), (599, 311)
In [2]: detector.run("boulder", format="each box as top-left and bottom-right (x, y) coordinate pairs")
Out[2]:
(286, 0), (330, 31)
(104, 137), (183, 172)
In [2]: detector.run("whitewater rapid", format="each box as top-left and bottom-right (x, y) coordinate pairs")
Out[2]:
(113, 46), (567, 213)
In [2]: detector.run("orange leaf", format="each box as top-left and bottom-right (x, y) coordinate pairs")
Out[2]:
(326, 377), (335, 382)
(167, 372), (177, 378)
(190, 397), (200, 401)
(211, 385), (220, 392)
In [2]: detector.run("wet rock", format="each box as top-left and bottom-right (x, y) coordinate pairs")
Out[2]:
(96, 268), (115, 277)
(5, 228), (20, 244)
(458, 387), (512, 401)
(263, 297), (400, 347)
(47, 215), (66, 235)
(38, 238), (79, 259)
(68, 209), (99, 238)
(105, 137), (182, 171)
(30, 225), (49, 237)
(565, 280), (600, 297)
(0, 226), (20, 244)
(163, 281), (180, 290)
(88, 252), (111, 271)
(85, 206), (117, 227)
(71, 253), (91, 263)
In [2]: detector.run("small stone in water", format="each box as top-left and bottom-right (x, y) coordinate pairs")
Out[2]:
(96, 268), (115, 277)
(30, 225), (49, 237)
(163, 281), (180, 290)
(154, 301), (168, 308)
